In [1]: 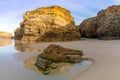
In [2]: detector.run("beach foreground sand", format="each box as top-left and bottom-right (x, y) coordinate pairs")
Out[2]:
(30, 39), (120, 80)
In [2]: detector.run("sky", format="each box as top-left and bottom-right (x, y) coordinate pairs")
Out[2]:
(0, 0), (120, 34)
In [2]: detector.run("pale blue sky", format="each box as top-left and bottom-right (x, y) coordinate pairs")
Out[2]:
(0, 0), (120, 34)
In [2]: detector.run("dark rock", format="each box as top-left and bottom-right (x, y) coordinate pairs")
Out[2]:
(35, 57), (52, 71)
(65, 55), (82, 63)
(39, 44), (83, 62)
(34, 44), (92, 74)
(79, 5), (120, 40)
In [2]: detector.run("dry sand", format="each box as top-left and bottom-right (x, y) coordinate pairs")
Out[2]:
(30, 39), (120, 80)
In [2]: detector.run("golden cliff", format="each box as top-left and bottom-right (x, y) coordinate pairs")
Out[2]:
(0, 31), (12, 39)
(14, 6), (80, 42)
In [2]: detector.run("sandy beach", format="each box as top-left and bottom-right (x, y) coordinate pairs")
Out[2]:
(30, 39), (120, 80)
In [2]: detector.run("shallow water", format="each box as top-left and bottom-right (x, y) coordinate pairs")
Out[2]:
(0, 40), (92, 80)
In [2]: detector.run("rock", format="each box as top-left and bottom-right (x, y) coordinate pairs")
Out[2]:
(35, 57), (52, 71)
(35, 44), (83, 74)
(79, 5), (120, 39)
(14, 6), (80, 42)
(65, 55), (82, 63)
(35, 57), (59, 74)
(51, 63), (59, 69)
(83, 57), (94, 62)
(23, 44), (92, 75)
(39, 44), (83, 62)
(0, 31), (12, 39)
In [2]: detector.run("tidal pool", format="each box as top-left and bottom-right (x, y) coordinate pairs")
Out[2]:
(0, 40), (92, 80)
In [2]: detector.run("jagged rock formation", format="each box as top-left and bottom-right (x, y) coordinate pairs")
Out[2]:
(79, 5), (120, 39)
(35, 44), (84, 74)
(14, 6), (80, 42)
(0, 31), (12, 39)
(39, 44), (83, 62)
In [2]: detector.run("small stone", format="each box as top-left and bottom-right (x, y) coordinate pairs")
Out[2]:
(43, 70), (50, 75)
(83, 57), (94, 62)
(51, 63), (59, 69)
(65, 55), (82, 63)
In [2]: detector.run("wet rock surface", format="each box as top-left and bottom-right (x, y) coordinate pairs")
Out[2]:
(35, 44), (86, 74)
(39, 44), (83, 62)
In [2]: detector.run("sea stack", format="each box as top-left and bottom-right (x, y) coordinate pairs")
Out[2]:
(79, 5), (120, 39)
(14, 6), (80, 42)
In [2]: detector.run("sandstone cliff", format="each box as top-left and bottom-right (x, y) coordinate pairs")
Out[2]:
(79, 5), (120, 39)
(14, 6), (80, 42)
(0, 31), (12, 39)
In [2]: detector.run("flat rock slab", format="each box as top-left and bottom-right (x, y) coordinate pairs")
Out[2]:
(39, 44), (83, 62)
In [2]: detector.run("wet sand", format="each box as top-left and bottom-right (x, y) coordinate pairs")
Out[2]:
(31, 39), (120, 80)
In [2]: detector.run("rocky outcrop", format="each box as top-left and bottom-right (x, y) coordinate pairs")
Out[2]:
(0, 31), (12, 39)
(39, 44), (83, 62)
(14, 6), (80, 42)
(79, 5), (120, 39)
(35, 44), (84, 74)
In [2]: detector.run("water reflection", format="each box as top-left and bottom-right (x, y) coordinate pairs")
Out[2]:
(23, 57), (73, 76)
(23, 56), (93, 80)
(0, 40), (93, 80)
(14, 40), (41, 52)
(0, 39), (12, 46)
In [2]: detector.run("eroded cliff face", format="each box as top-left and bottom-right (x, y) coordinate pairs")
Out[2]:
(14, 6), (80, 42)
(0, 31), (12, 39)
(79, 5), (120, 39)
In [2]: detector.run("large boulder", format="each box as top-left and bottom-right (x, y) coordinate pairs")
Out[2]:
(79, 5), (120, 39)
(39, 44), (83, 62)
(35, 44), (83, 74)
(14, 6), (80, 42)
(0, 31), (12, 39)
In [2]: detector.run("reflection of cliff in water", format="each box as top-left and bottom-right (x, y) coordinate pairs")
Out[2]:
(23, 57), (73, 76)
(23, 56), (93, 80)
(14, 40), (41, 52)
(0, 40), (12, 46)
